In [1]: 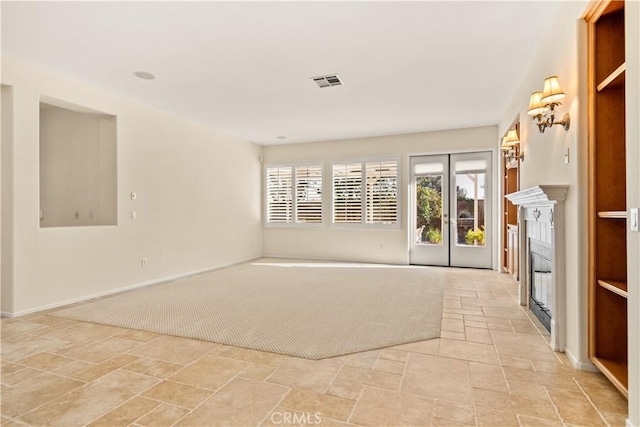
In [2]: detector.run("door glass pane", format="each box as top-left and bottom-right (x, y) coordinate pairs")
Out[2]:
(455, 172), (486, 247)
(416, 175), (443, 245)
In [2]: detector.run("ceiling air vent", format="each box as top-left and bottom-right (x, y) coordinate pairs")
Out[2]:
(311, 74), (343, 88)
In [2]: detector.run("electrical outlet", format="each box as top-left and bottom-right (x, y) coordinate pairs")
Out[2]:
(141, 258), (147, 267)
(131, 211), (137, 220)
(631, 208), (639, 232)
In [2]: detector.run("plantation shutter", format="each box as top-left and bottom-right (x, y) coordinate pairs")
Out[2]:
(295, 165), (323, 223)
(266, 166), (293, 223)
(366, 160), (398, 224)
(333, 163), (363, 223)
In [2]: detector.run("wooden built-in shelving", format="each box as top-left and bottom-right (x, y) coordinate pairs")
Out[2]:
(593, 357), (629, 392)
(597, 63), (626, 92)
(597, 211), (627, 219)
(597, 279), (628, 298)
(587, 0), (628, 398)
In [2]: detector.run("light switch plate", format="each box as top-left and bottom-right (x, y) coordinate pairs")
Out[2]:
(131, 192), (137, 200)
(564, 148), (570, 164)
(631, 208), (639, 232)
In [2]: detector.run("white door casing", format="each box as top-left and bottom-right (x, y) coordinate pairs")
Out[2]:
(410, 151), (492, 269)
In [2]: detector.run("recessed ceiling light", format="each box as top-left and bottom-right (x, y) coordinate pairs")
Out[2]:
(133, 71), (155, 80)
(276, 136), (287, 140)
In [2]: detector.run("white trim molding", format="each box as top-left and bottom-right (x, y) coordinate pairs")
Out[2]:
(506, 185), (569, 352)
(565, 348), (599, 372)
(505, 185), (569, 207)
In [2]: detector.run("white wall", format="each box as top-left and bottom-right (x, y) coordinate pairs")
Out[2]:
(498, 1), (640, 423)
(262, 126), (498, 265)
(1, 85), (14, 313)
(497, 0), (589, 369)
(39, 105), (117, 227)
(1, 56), (263, 315)
(625, 1), (640, 424)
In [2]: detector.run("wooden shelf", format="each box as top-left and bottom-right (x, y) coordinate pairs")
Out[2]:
(592, 357), (629, 397)
(597, 63), (625, 92)
(597, 279), (628, 298)
(587, 0), (627, 401)
(597, 210), (627, 219)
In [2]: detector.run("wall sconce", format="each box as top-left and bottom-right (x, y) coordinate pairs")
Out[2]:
(527, 76), (571, 133)
(501, 129), (523, 163)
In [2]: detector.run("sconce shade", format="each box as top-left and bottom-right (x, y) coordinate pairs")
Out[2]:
(541, 76), (565, 103)
(501, 129), (520, 148)
(501, 128), (523, 162)
(527, 75), (570, 133)
(527, 91), (546, 116)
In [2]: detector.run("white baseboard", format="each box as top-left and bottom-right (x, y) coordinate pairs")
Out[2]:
(565, 348), (600, 372)
(263, 253), (410, 266)
(3, 256), (260, 318)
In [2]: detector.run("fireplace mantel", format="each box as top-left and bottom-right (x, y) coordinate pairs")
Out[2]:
(504, 185), (568, 352)
(505, 185), (568, 207)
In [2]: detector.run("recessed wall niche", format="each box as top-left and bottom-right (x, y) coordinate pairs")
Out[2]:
(39, 98), (117, 227)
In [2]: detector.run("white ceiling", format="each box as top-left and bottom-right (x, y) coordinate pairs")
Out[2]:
(1, 1), (565, 145)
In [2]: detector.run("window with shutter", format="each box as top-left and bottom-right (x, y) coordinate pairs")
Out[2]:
(366, 161), (398, 224)
(332, 158), (399, 227)
(295, 165), (323, 224)
(332, 163), (363, 223)
(265, 163), (323, 226)
(266, 166), (293, 224)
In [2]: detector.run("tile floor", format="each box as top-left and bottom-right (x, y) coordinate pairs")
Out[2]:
(0, 267), (628, 426)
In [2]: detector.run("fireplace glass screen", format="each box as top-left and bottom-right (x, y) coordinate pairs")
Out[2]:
(529, 239), (552, 331)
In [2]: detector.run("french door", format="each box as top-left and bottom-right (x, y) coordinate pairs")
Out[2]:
(410, 151), (492, 268)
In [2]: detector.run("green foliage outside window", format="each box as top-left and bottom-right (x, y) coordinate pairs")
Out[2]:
(416, 176), (443, 244)
(465, 226), (485, 246)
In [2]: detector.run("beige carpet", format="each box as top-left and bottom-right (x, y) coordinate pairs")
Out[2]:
(52, 259), (444, 359)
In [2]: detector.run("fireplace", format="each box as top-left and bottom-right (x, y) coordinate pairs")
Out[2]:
(505, 185), (568, 352)
(529, 238), (553, 332)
